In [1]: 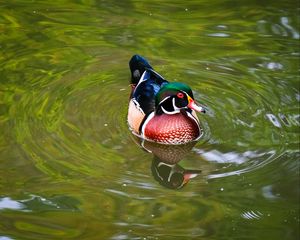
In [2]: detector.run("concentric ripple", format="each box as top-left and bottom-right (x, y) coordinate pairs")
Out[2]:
(171, 54), (299, 179)
(12, 56), (131, 180)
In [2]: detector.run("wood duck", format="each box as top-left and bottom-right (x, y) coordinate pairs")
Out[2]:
(127, 55), (206, 144)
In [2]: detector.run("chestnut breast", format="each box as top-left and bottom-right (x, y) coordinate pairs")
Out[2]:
(143, 112), (200, 144)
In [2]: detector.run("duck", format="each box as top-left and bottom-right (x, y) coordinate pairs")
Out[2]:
(127, 54), (206, 144)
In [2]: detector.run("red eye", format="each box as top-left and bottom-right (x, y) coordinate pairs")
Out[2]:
(177, 92), (184, 98)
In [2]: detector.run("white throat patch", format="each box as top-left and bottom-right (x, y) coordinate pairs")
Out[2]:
(159, 96), (180, 115)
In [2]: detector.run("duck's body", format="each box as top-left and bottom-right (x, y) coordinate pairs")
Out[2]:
(127, 55), (205, 144)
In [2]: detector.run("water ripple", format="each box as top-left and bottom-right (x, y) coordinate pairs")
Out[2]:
(11, 57), (129, 180)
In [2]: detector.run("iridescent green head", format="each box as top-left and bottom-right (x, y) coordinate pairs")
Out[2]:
(155, 82), (193, 106)
(155, 82), (205, 114)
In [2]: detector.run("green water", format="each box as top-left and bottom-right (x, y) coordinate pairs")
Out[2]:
(0, 1), (299, 239)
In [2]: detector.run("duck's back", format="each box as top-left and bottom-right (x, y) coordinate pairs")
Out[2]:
(132, 70), (168, 115)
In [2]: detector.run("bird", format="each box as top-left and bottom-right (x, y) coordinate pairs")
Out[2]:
(127, 54), (206, 144)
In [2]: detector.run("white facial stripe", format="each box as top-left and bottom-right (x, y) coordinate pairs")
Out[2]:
(159, 96), (180, 114)
(161, 105), (180, 115)
(172, 97), (181, 111)
(180, 90), (187, 95)
(158, 96), (171, 105)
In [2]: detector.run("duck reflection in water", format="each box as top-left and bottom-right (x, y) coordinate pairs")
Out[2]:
(152, 157), (201, 189)
(133, 137), (202, 189)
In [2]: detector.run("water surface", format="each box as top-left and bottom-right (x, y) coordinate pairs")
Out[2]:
(0, 1), (299, 239)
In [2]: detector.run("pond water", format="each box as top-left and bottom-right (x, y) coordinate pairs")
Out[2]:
(0, 1), (299, 239)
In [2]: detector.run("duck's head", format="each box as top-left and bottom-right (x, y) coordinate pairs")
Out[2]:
(155, 82), (206, 114)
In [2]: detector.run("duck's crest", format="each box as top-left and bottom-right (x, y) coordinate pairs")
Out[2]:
(129, 55), (153, 85)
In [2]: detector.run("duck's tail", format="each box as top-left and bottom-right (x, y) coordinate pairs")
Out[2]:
(129, 55), (153, 85)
